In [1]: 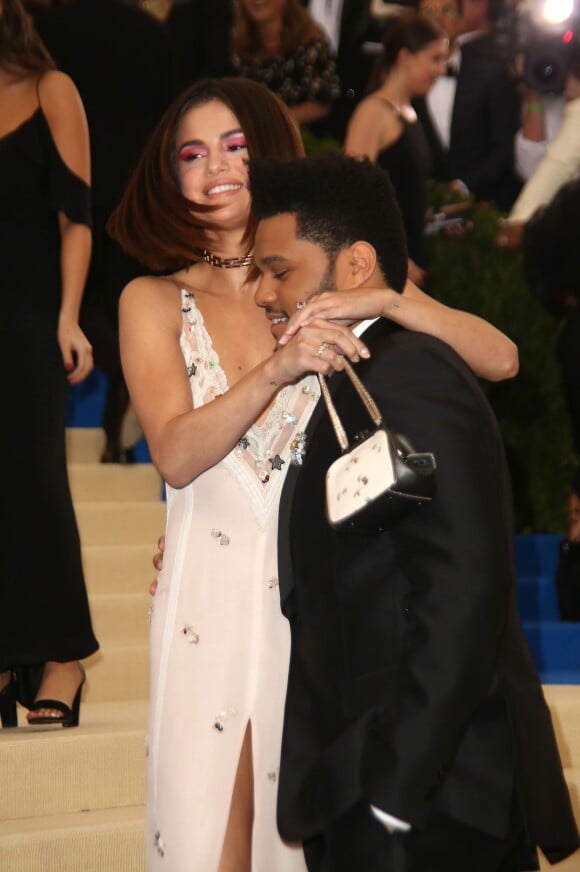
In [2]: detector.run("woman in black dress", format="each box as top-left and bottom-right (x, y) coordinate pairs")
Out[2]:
(0, 0), (98, 727)
(344, 13), (448, 288)
(231, 0), (340, 129)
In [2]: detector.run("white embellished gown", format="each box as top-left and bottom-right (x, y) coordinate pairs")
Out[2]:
(147, 290), (318, 870)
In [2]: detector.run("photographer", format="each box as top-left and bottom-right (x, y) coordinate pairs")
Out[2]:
(499, 39), (580, 245)
(522, 176), (580, 620)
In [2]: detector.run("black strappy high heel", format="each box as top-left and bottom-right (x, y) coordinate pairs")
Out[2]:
(0, 673), (18, 728)
(27, 665), (86, 728)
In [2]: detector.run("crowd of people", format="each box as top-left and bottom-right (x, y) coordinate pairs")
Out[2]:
(1, 0), (579, 870)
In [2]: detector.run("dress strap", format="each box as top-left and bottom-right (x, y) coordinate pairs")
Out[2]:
(35, 74), (44, 109)
(371, 95), (402, 119)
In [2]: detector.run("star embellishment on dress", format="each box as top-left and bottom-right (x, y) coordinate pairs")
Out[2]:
(270, 454), (285, 471)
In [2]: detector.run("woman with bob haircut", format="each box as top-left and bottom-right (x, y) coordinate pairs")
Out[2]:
(109, 76), (518, 871)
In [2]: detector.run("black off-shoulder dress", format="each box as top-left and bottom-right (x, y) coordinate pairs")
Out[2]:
(0, 104), (99, 704)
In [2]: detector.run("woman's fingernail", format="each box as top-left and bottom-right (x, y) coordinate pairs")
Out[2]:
(360, 347), (370, 358)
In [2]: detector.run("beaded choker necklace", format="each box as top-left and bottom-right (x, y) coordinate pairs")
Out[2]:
(193, 248), (253, 269)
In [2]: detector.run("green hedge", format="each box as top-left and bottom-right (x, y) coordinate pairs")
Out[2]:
(425, 205), (575, 533)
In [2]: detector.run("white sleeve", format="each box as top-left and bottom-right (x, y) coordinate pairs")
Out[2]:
(508, 98), (580, 223)
(514, 129), (548, 181)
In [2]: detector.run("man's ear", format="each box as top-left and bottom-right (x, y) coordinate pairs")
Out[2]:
(335, 241), (378, 289)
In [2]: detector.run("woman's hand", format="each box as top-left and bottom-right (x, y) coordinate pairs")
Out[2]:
(277, 288), (397, 346)
(57, 316), (93, 384)
(267, 318), (370, 386)
(150, 535), (165, 597)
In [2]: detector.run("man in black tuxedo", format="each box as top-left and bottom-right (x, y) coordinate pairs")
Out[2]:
(249, 155), (578, 871)
(303, 0), (374, 139)
(417, 0), (520, 209)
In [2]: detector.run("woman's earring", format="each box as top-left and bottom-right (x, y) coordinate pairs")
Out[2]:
(296, 300), (307, 310)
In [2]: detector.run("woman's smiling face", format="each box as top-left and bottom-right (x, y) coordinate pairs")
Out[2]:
(175, 99), (252, 231)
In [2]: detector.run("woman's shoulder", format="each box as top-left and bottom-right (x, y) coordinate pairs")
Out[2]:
(121, 274), (184, 318)
(349, 95), (401, 136)
(37, 69), (82, 110)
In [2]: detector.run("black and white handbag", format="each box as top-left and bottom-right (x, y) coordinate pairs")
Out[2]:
(318, 360), (437, 533)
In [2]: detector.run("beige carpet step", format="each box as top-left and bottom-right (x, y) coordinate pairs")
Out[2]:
(83, 644), (149, 703)
(0, 805), (144, 872)
(69, 463), (162, 502)
(0, 701), (146, 821)
(75, 502), (166, 547)
(66, 427), (105, 463)
(82, 544), (158, 596)
(544, 686), (580, 769)
(89, 592), (150, 647)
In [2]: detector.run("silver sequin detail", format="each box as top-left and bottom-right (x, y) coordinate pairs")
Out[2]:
(181, 625), (200, 645)
(290, 431), (307, 466)
(213, 706), (238, 731)
(211, 529), (231, 546)
(154, 831), (166, 857)
(268, 577), (279, 589)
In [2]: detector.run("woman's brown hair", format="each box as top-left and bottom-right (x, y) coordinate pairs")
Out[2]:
(232, 0), (324, 60)
(108, 78), (305, 273)
(366, 11), (446, 92)
(0, 0), (55, 76)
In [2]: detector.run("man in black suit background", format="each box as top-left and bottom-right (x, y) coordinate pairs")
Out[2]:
(417, 0), (520, 209)
(249, 154), (578, 871)
(303, 0), (374, 139)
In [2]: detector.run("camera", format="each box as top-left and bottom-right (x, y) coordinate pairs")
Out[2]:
(514, 0), (579, 92)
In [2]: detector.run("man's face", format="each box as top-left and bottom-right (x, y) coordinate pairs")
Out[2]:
(419, 0), (463, 44)
(254, 213), (335, 341)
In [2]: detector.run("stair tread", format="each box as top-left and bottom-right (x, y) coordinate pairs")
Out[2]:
(0, 804), (144, 837)
(3, 698), (147, 736)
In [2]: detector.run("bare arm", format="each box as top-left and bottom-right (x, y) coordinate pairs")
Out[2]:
(290, 102), (331, 125)
(41, 71), (93, 384)
(278, 281), (519, 382)
(120, 278), (369, 488)
(343, 98), (400, 163)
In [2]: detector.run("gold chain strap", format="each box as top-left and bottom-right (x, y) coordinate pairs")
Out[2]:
(317, 360), (383, 452)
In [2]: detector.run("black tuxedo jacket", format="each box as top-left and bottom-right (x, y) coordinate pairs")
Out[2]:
(415, 35), (520, 210)
(277, 320), (578, 862)
(303, 0), (373, 139)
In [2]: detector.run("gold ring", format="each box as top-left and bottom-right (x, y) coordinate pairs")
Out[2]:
(315, 342), (329, 359)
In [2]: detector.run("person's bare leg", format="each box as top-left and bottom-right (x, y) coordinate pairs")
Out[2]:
(218, 722), (254, 872)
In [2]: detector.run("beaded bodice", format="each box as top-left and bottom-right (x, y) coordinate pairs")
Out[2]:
(179, 289), (319, 526)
